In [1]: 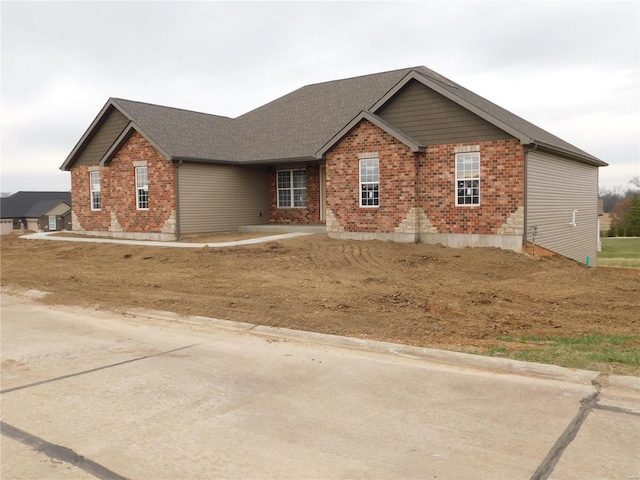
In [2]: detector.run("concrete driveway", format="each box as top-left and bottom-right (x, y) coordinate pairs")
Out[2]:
(1, 292), (639, 479)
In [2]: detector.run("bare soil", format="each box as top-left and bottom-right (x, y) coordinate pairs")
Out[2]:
(2, 232), (639, 355)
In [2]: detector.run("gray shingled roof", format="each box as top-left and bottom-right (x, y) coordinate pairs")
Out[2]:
(63, 66), (605, 169)
(111, 99), (236, 162)
(1, 191), (71, 218)
(233, 68), (415, 161)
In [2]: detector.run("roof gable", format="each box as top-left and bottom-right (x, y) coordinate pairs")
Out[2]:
(1, 191), (71, 218)
(371, 68), (605, 165)
(315, 111), (425, 159)
(376, 79), (513, 145)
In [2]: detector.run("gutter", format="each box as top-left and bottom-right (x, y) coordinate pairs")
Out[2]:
(523, 144), (538, 251)
(174, 159), (183, 240)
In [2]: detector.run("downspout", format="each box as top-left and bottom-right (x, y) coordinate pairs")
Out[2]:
(174, 159), (183, 240)
(523, 143), (538, 252)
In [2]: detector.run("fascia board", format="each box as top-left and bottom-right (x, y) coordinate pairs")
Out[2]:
(60, 99), (121, 171)
(370, 71), (535, 145)
(534, 143), (608, 167)
(236, 156), (317, 166)
(99, 124), (172, 166)
(315, 111), (425, 159)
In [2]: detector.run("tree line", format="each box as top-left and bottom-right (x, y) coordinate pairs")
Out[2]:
(601, 176), (640, 237)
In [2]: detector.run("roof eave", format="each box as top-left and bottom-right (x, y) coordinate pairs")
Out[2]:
(532, 142), (608, 167)
(240, 156), (317, 166)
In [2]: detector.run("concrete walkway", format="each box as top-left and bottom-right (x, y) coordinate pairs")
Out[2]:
(20, 231), (315, 248)
(2, 292), (639, 480)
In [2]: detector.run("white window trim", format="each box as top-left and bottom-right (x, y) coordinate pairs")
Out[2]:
(276, 169), (307, 208)
(359, 157), (380, 208)
(455, 152), (481, 207)
(135, 166), (149, 210)
(48, 215), (57, 230)
(90, 171), (101, 211)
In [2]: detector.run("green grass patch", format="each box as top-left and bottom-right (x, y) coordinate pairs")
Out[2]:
(599, 237), (640, 268)
(480, 333), (640, 376)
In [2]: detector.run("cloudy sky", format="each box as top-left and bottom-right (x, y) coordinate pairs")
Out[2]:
(1, 1), (638, 194)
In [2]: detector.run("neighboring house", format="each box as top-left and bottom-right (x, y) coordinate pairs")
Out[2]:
(0, 191), (72, 234)
(60, 66), (607, 265)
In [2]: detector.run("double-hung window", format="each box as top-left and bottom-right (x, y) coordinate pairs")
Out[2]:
(48, 216), (57, 230)
(135, 166), (149, 210)
(90, 171), (101, 210)
(456, 152), (480, 206)
(359, 157), (379, 207)
(277, 169), (306, 208)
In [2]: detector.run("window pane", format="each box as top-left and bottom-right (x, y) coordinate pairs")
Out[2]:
(359, 158), (380, 207)
(293, 188), (307, 207)
(279, 190), (291, 207)
(293, 170), (306, 188)
(456, 153), (480, 205)
(277, 171), (291, 189)
(136, 167), (148, 188)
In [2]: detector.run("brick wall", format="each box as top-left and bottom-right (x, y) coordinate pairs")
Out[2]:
(418, 139), (525, 234)
(70, 131), (176, 234)
(269, 163), (322, 224)
(71, 165), (111, 231)
(325, 120), (418, 233)
(325, 120), (525, 235)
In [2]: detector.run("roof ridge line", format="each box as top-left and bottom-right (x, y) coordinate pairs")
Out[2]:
(111, 98), (232, 120)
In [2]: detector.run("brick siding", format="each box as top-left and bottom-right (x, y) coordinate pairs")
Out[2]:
(418, 139), (525, 234)
(70, 132), (176, 233)
(326, 120), (419, 233)
(269, 163), (322, 224)
(325, 119), (525, 235)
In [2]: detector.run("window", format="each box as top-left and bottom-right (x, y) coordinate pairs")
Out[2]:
(90, 171), (101, 210)
(48, 216), (57, 230)
(360, 158), (379, 207)
(456, 152), (480, 206)
(136, 166), (149, 210)
(277, 169), (306, 208)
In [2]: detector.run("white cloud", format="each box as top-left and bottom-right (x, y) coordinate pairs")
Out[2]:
(1, 0), (638, 193)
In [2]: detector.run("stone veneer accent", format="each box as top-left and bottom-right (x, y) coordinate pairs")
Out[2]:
(325, 208), (344, 233)
(109, 212), (123, 232)
(395, 207), (438, 235)
(496, 206), (525, 236)
(70, 131), (177, 240)
(71, 211), (84, 231)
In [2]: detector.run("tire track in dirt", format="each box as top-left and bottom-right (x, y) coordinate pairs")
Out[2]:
(340, 243), (389, 274)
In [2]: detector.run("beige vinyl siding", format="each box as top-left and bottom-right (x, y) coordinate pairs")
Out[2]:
(527, 150), (599, 266)
(377, 80), (512, 145)
(44, 202), (71, 216)
(75, 108), (129, 166)
(178, 163), (270, 233)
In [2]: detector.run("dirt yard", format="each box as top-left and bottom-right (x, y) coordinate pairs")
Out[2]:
(1, 232), (638, 355)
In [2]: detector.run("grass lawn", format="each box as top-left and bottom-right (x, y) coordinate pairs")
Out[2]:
(481, 334), (640, 376)
(599, 237), (640, 269)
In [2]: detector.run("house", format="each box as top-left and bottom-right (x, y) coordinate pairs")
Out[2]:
(0, 191), (71, 234)
(60, 66), (607, 265)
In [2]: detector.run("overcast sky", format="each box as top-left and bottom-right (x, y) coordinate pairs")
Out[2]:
(2, 1), (639, 194)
